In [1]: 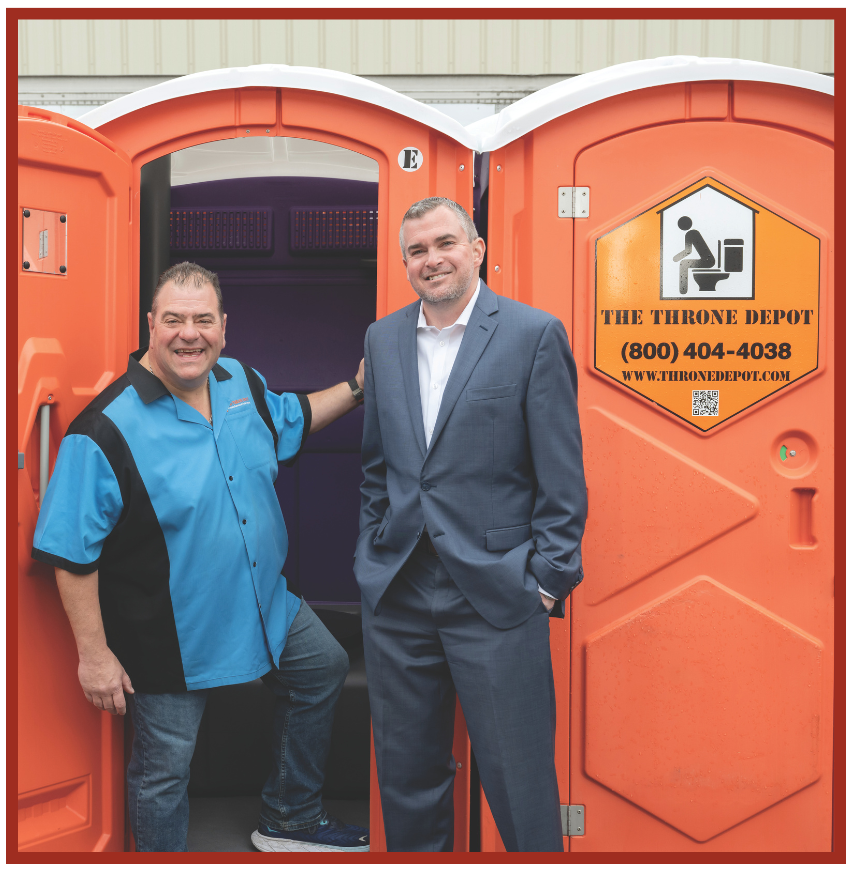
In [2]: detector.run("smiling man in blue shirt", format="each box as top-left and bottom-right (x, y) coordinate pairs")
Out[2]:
(32, 262), (369, 852)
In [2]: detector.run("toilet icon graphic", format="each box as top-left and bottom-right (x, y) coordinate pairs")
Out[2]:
(672, 216), (744, 294)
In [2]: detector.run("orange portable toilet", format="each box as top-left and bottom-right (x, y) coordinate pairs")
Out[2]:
(17, 65), (477, 853)
(473, 57), (834, 852)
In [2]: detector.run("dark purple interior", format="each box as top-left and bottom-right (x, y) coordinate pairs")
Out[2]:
(171, 176), (378, 604)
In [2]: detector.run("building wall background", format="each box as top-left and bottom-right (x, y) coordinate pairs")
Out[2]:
(18, 18), (834, 78)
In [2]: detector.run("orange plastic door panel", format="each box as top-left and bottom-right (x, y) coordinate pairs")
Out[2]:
(571, 106), (832, 853)
(482, 81), (833, 853)
(78, 84), (475, 852)
(17, 107), (135, 852)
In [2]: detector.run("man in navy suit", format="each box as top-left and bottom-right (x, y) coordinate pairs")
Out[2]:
(354, 197), (587, 851)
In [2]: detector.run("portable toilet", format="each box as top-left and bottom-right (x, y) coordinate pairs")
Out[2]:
(471, 57), (834, 852)
(17, 65), (479, 853)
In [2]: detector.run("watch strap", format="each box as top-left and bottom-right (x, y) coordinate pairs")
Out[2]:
(348, 377), (364, 403)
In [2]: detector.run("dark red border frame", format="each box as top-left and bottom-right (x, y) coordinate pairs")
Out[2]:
(8, 6), (845, 865)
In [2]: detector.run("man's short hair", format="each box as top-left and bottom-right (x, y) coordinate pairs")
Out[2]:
(152, 262), (224, 317)
(399, 197), (479, 258)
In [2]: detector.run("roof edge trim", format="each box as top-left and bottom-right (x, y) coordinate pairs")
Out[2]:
(77, 64), (478, 150)
(469, 57), (834, 152)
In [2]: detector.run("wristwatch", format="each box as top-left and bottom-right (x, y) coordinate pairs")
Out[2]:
(348, 377), (364, 404)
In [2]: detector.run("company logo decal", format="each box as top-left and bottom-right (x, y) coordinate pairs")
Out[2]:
(594, 177), (820, 431)
(661, 185), (756, 300)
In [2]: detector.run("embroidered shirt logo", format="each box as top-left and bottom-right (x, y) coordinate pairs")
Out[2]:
(228, 397), (251, 411)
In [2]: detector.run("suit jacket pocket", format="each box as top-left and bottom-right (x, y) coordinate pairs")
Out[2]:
(373, 512), (392, 545)
(467, 383), (517, 402)
(485, 523), (532, 552)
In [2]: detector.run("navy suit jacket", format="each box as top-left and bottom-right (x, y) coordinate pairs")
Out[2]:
(354, 283), (587, 629)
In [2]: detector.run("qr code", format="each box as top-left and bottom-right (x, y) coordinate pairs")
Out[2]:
(692, 390), (719, 417)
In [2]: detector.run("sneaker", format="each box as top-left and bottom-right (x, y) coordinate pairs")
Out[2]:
(251, 816), (370, 852)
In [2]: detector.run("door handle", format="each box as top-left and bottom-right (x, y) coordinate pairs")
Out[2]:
(39, 404), (50, 503)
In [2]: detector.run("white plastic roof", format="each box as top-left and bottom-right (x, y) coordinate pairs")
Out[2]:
(469, 56), (834, 153)
(77, 58), (833, 160)
(77, 63), (479, 150)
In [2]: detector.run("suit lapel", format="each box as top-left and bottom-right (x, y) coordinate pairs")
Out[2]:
(426, 286), (499, 457)
(399, 303), (428, 457)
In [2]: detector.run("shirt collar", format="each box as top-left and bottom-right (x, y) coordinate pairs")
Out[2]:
(126, 348), (232, 405)
(417, 280), (481, 330)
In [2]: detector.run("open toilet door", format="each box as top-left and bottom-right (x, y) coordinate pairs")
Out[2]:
(17, 106), (135, 852)
(474, 58), (834, 853)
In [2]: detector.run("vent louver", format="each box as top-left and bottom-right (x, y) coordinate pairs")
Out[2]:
(290, 207), (378, 252)
(169, 209), (272, 253)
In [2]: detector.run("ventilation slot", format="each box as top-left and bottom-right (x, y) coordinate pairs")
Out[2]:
(290, 206), (378, 252)
(169, 209), (272, 254)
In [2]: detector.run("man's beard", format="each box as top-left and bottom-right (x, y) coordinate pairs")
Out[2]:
(415, 264), (476, 305)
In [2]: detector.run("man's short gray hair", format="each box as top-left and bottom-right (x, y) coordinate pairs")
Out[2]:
(399, 197), (479, 258)
(152, 262), (224, 317)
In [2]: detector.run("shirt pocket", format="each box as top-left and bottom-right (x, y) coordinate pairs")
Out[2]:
(225, 406), (273, 470)
(485, 523), (532, 552)
(467, 383), (517, 402)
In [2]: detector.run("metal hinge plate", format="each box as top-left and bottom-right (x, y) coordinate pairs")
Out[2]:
(558, 187), (590, 218)
(561, 804), (585, 836)
(18, 452), (25, 469)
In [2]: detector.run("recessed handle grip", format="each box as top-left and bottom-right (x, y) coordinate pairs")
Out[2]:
(39, 404), (50, 504)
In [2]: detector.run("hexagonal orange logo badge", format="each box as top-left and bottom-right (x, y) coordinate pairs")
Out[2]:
(595, 178), (820, 431)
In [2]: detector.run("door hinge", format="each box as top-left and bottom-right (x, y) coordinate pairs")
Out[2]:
(558, 187), (590, 218)
(18, 452), (25, 469)
(561, 804), (585, 836)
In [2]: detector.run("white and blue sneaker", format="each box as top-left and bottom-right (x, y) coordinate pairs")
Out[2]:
(251, 815), (370, 852)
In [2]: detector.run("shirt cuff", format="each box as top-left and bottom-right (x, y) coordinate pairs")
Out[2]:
(32, 547), (99, 575)
(538, 585), (557, 600)
(282, 393), (312, 468)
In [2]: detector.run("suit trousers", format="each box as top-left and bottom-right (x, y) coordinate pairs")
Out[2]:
(362, 545), (564, 852)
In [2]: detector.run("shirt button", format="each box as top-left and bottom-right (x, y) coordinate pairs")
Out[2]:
(253, 561), (257, 567)
(229, 475), (233, 481)
(433, 383), (438, 389)
(243, 519), (247, 525)
(440, 341), (445, 347)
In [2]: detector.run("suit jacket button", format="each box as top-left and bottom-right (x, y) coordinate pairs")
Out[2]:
(421, 483), (430, 491)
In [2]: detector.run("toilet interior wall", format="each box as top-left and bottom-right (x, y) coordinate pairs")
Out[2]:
(167, 171), (378, 609)
(135, 141), (378, 809)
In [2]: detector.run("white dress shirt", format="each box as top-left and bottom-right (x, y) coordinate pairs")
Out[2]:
(415, 281), (554, 603)
(416, 282), (481, 448)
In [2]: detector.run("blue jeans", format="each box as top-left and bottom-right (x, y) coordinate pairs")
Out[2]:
(126, 600), (349, 851)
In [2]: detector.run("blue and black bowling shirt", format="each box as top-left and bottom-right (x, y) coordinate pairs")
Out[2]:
(32, 351), (311, 693)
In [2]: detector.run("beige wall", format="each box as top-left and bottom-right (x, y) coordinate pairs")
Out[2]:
(18, 18), (835, 77)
